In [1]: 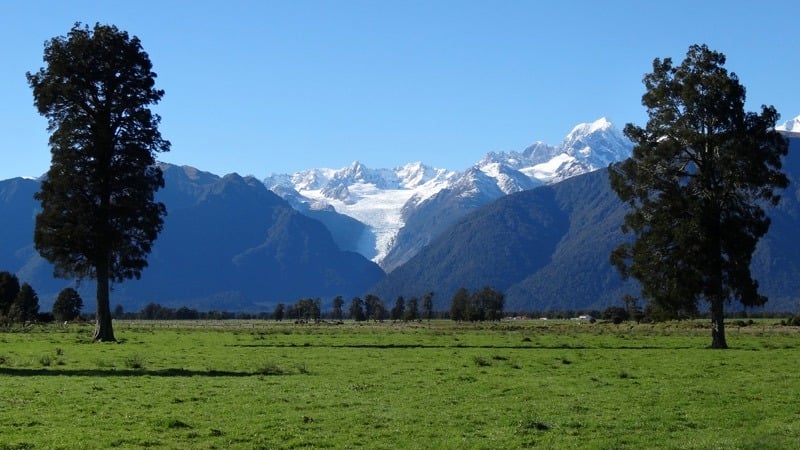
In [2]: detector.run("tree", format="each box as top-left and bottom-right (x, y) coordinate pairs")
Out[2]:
(422, 292), (434, 321)
(349, 297), (366, 322)
(9, 283), (40, 323)
(404, 297), (419, 322)
(0, 271), (20, 318)
(28, 23), (170, 341)
(113, 304), (124, 319)
(476, 287), (505, 321)
(52, 287), (83, 322)
(390, 296), (405, 322)
(609, 44), (789, 349)
(331, 296), (344, 321)
(364, 294), (385, 322)
(450, 288), (469, 321)
(601, 306), (629, 324)
(274, 303), (285, 322)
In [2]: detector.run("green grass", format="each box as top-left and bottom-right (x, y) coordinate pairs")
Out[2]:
(0, 320), (798, 449)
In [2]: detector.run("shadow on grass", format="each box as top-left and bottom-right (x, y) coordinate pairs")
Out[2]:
(0, 367), (257, 377)
(228, 343), (696, 350)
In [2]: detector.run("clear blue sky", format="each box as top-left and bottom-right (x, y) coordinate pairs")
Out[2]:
(1, 1), (797, 180)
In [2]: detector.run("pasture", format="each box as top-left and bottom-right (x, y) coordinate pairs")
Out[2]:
(0, 319), (798, 449)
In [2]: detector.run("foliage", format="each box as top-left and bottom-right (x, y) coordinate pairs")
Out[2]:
(8, 283), (40, 323)
(273, 303), (285, 322)
(404, 297), (419, 322)
(364, 294), (386, 321)
(0, 271), (20, 318)
(331, 296), (344, 321)
(785, 315), (800, 327)
(390, 296), (405, 322)
(450, 287), (469, 321)
(52, 287), (83, 322)
(293, 298), (321, 323)
(422, 292), (434, 321)
(136, 303), (202, 320)
(609, 44), (789, 348)
(27, 23), (170, 341)
(450, 286), (505, 321)
(348, 297), (366, 321)
(601, 306), (629, 324)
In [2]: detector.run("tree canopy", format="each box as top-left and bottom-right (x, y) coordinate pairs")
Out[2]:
(28, 23), (169, 341)
(609, 44), (789, 348)
(0, 271), (20, 318)
(52, 287), (84, 322)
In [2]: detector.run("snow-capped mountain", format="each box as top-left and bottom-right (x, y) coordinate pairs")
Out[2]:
(264, 118), (633, 268)
(777, 115), (800, 135)
(264, 161), (456, 262)
(480, 117), (630, 184)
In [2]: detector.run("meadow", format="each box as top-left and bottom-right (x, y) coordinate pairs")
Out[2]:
(0, 319), (798, 449)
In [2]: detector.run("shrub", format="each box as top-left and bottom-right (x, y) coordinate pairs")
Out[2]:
(472, 356), (492, 367)
(125, 354), (146, 369)
(256, 361), (285, 375)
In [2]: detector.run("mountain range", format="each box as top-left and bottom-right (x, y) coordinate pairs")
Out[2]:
(0, 166), (384, 311)
(265, 117), (633, 271)
(2, 116), (799, 313)
(369, 128), (800, 312)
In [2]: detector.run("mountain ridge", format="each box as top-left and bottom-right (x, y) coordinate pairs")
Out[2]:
(265, 117), (634, 269)
(368, 134), (800, 312)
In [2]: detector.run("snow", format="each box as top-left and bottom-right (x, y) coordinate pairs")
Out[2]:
(264, 117), (633, 266)
(298, 174), (453, 263)
(776, 115), (800, 133)
(523, 153), (576, 182)
(566, 117), (612, 139)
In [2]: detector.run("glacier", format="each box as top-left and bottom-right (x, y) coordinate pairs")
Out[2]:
(264, 118), (633, 267)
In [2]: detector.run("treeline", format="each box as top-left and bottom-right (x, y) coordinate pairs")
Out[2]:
(449, 287), (505, 322)
(4, 269), (799, 325)
(1, 271), (84, 324)
(273, 293), (438, 323)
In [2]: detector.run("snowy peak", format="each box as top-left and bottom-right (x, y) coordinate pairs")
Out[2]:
(566, 117), (613, 138)
(266, 161), (448, 202)
(332, 161), (395, 188)
(777, 115), (800, 135)
(475, 117), (631, 185)
(558, 117), (631, 169)
(396, 161), (443, 188)
(478, 162), (540, 194)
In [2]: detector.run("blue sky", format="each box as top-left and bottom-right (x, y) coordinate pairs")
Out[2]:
(1, 1), (798, 180)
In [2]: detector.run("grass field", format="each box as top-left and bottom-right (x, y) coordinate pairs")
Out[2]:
(0, 319), (798, 449)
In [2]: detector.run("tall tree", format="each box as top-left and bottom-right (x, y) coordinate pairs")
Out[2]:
(273, 303), (285, 322)
(450, 288), (469, 321)
(609, 44), (789, 349)
(10, 283), (40, 323)
(349, 297), (366, 322)
(28, 23), (170, 341)
(390, 296), (405, 322)
(0, 271), (20, 318)
(331, 296), (344, 321)
(404, 297), (419, 322)
(52, 287), (84, 322)
(422, 292), (434, 321)
(364, 294), (385, 322)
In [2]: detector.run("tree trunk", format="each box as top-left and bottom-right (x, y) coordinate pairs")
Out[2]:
(93, 262), (116, 342)
(709, 297), (727, 349)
